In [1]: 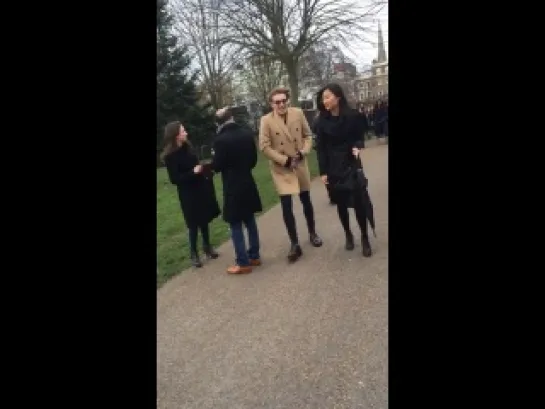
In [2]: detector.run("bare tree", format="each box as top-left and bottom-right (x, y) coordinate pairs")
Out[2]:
(299, 44), (333, 88)
(299, 43), (357, 88)
(298, 43), (362, 108)
(214, 0), (385, 106)
(245, 55), (286, 104)
(170, 0), (242, 109)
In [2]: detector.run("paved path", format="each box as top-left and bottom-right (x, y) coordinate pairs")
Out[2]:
(157, 144), (388, 409)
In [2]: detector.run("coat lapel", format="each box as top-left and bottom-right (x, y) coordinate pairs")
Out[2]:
(272, 111), (294, 142)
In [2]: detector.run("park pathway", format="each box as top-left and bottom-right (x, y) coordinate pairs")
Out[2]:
(157, 143), (388, 409)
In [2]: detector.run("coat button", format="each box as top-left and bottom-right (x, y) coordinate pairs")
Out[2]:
(280, 142), (283, 145)
(296, 128), (299, 131)
(276, 132), (280, 135)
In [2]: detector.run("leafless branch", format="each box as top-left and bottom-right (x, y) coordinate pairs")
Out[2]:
(170, 0), (244, 108)
(246, 56), (286, 103)
(211, 0), (384, 105)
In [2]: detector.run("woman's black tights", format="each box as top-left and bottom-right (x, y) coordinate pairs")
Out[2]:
(188, 223), (211, 253)
(336, 189), (368, 238)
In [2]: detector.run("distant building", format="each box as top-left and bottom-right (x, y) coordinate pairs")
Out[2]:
(355, 22), (388, 108)
(333, 62), (358, 79)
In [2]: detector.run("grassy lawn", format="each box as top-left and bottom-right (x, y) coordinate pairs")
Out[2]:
(157, 150), (320, 287)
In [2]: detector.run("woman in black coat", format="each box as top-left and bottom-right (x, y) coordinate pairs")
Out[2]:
(315, 84), (372, 257)
(161, 121), (221, 268)
(312, 111), (334, 205)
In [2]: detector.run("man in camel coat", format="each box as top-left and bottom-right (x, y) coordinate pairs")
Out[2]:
(259, 87), (323, 262)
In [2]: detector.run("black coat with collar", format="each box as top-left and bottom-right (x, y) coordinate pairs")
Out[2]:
(164, 143), (220, 229)
(314, 109), (366, 178)
(212, 122), (263, 223)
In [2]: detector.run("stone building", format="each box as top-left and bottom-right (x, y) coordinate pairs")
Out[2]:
(355, 22), (388, 108)
(333, 62), (358, 80)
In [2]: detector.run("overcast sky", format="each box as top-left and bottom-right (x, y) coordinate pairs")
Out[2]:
(345, 4), (388, 70)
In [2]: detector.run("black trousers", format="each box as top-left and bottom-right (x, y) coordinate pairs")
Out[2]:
(188, 223), (211, 254)
(326, 184), (333, 201)
(279, 191), (316, 244)
(335, 188), (368, 238)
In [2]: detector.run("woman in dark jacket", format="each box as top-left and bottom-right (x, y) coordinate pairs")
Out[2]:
(312, 111), (334, 205)
(315, 84), (372, 257)
(161, 121), (221, 268)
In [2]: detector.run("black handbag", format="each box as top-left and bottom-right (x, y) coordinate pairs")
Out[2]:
(331, 155), (367, 192)
(354, 166), (368, 189)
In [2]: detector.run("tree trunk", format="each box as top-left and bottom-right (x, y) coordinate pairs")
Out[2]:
(285, 59), (299, 107)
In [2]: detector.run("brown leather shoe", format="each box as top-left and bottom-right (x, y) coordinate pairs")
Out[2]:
(249, 259), (261, 266)
(227, 265), (252, 274)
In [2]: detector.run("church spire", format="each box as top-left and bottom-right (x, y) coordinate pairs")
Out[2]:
(377, 21), (387, 62)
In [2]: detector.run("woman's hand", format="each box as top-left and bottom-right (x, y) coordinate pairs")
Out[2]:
(321, 175), (328, 184)
(193, 164), (203, 174)
(352, 147), (360, 158)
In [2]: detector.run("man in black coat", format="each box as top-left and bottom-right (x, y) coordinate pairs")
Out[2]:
(212, 107), (263, 274)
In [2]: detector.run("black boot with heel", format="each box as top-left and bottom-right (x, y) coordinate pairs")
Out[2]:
(203, 244), (219, 259)
(361, 235), (372, 257)
(190, 251), (203, 268)
(287, 243), (303, 262)
(345, 231), (355, 251)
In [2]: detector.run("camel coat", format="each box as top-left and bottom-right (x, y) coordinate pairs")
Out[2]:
(259, 107), (313, 195)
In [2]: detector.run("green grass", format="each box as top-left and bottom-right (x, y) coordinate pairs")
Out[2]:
(157, 150), (320, 287)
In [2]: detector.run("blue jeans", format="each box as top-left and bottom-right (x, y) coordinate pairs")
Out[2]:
(230, 215), (260, 267)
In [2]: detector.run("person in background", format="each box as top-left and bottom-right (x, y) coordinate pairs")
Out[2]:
(315, 83), (373, 257)
(382, 100), (388, 138)
(161, 121), (221, 268)
(212, 108), (263, 275)
(259, 86), (323, 263)
(358, 106), (370, 140)
(374, 100), (386, 138)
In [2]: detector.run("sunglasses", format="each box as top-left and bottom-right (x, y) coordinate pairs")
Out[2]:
(272, 99), (287, 105)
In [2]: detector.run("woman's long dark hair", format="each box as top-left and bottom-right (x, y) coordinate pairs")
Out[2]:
(160, 120), (192, 162)
(316, 83), (351, 117)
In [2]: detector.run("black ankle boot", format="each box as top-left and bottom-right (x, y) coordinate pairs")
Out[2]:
(309, 232), (323, 247)
(287, 243), (303, 262)
(361, 235), (372, 257)
(203, 244), (219, 259)
(191, 251), (203, 268)
(345, 231), (354, 250)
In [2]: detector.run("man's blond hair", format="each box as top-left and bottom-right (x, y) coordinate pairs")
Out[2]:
(268, 86), (290, 102)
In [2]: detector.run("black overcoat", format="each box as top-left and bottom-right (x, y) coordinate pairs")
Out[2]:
(315, 109), (366, 207)
(164, 144), (220, 229)
(212, 122), (262, 223)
